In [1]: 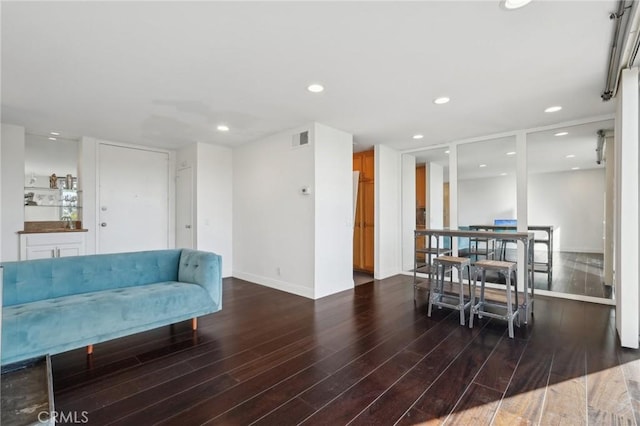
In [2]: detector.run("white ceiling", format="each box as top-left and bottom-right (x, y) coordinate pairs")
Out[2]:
(1, 1), (618, 152)
(412, 118), (612, 180)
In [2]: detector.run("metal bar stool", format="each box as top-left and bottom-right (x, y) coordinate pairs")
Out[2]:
(428, 255), (472, 326)
(470, 259), (520, 338)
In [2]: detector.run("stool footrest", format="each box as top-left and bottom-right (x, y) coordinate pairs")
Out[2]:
(471, 303), (520, 322)
(431, 296), (472, 312)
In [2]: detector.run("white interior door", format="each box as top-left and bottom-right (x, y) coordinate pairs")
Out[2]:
(176, 167), (194, 249)
(98, 144), (169, 254)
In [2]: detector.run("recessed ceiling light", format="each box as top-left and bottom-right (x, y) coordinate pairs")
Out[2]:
(479, 164), (487, 168)
(572, 167), (580, 170)
(554, 131), (569, 136)
(217, 125), (229, 132)
(500, 172), (508, 176)
(413, 134), (424, 140)
(50, 132), (60, 136)
(444, 150), (450, 154)
(566, 154), (576, 158)
(500, 0), (532, 10)
(545, 106), (562, 113)
(506, 151), (516, 156)
(307, 83), (324, 93)
(433, 97), (450, 105)
(48, 137), (57, 141)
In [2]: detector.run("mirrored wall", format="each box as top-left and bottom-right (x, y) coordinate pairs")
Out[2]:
(402, 117), (614, 303)
(457, 137), (517, 229)
(527, 120), (613, 300)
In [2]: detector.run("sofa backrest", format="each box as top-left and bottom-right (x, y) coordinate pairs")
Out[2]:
(1, 249), (183, 307)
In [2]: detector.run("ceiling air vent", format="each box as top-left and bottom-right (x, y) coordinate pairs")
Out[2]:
(292, 130), (309, 148)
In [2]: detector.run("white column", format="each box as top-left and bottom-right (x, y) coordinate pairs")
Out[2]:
(313, 123), (353, 297)
(604, 132), (615, 287)
(428, 162), (444, 250)
(401, 154), (416, 271)
(375, 144), (402, 279)
(516, 131), (528, 293)
(449, 145), (459, 256)
(615, 68), (639, 349)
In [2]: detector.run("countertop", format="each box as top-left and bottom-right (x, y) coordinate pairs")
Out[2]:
(18, 228), (88, 234)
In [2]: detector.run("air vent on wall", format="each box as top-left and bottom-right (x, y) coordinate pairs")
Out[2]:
(292, 130), (309, 147)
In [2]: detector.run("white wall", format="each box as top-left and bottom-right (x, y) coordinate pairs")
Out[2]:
(78, 137), (98, 254)
(313, 123), (353, 298)
(196, 143), (233, 278)
(233, 125), (316, 298)
(457, 169), (604, 253)
(176, 143), (233, 277)
(458, 175), (517, 227)
(375, 144), (402, 279)
(529, 169), (605, 253)
(1, 124), (25, 262)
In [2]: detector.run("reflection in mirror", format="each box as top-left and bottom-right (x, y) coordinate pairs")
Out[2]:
(24, 133), (79, 222)
(457, 137), (517, 260)
(401, 147), (450, 274)
(457, 137), (517, 227)
(415, 149), (449, 230)
(527, 120), (613, 300)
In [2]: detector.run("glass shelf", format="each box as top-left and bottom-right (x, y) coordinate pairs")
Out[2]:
(25, 205), (82, 208)
(24, 185), (81, 221)
(24, 187), (83, 192)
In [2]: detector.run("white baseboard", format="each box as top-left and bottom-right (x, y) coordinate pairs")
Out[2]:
(375, 268), (402, 280)
(557, 248), (604, 254)
(534, 288), (614, 305)
(232, 270), (314, 299)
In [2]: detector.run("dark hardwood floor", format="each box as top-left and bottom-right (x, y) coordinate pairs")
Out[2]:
(478, 250), (609, 299)
(52, 275), (639, 425)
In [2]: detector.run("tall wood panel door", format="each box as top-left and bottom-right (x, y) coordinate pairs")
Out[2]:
(416, 165), (426, 261)
(416, 165), (426, 209)
(353, 150), (374, 273)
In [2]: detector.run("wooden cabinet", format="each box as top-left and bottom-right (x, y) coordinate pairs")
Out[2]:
(20, 232), (86, 260)
(353, 150), (374, 273)
(416, 165), (426, 208)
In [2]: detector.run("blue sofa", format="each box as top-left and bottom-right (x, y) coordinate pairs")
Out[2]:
(1, 249), (222, 365)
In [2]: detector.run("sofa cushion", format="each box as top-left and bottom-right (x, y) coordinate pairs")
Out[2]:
(1, 280), (214, 364)
(2, 250), (182, 307)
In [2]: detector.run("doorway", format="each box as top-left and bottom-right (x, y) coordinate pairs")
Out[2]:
(353, 150), (374, 284)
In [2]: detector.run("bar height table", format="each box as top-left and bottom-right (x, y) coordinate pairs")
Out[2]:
(414, 228), (535, 323)
(469, 225), (553, 288)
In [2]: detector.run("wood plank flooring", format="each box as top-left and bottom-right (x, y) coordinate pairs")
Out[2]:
(474, 250), (610, 299)
(51, 275), (639, 425)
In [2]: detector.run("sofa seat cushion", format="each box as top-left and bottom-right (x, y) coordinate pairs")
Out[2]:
(2, 281), (214, 364)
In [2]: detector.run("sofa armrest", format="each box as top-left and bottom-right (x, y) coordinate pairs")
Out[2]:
(178, 249), (222, 309)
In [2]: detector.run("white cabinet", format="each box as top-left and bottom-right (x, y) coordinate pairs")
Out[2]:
(20, 232), (86, 260)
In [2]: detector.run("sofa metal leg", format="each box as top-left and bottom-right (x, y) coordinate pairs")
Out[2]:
(87, 344), (93, 355)
(192, 318), (198, 331)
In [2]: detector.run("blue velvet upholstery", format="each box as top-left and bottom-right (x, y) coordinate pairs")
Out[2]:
(1, 249), (222, 365)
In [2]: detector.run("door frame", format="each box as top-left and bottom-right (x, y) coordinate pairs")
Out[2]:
(95, 140), (175, 253)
